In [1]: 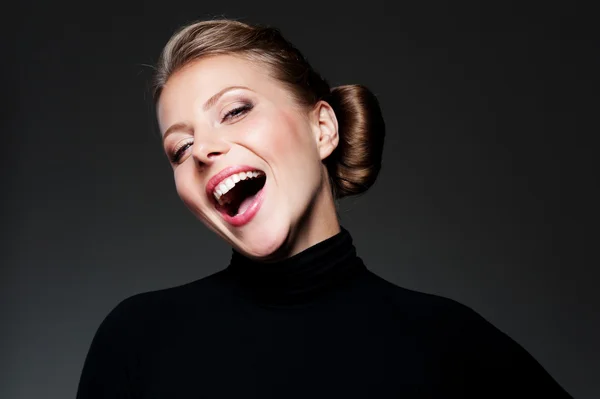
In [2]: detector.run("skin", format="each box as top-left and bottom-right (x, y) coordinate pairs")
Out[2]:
(157, 54), (341, 261)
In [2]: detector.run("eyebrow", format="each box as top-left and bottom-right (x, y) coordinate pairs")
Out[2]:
(162, 85), (251, 142)
(202, 85), (250, 111)
(162, 122), (192, 143)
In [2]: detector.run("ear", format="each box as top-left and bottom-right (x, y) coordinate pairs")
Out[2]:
(312, 100), (339, 161)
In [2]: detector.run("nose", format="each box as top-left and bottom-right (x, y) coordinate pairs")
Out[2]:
(192, 137), (230, 166)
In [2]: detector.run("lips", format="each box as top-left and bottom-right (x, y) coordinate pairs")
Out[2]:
(206, 165), (266, 227)
(217, 179), (267, 227)
(206, 165), (263, 203)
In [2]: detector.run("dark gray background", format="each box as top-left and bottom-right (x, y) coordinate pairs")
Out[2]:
(2, 1), (598, 398)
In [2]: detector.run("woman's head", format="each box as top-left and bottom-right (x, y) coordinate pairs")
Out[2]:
(154, 19), (385, 261)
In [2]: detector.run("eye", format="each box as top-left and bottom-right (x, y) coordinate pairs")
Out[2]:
(221, 103), (253, 123)
(170, 140), (193, 164)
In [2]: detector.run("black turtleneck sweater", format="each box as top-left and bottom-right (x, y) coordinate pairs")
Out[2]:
(77, 227), (570, 398)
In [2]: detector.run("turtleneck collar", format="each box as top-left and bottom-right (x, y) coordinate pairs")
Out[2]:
(225, 226), (367, 307)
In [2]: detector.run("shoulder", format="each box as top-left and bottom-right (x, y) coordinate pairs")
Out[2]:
(97, 269), (229, 334)
(361, 270), (524, 362)
(77, 270), (230, 397)
(363, 270), (485, 331)
(363, 270), (571, 396)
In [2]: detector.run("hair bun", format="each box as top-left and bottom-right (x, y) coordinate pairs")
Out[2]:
(326, 85), (386, 199)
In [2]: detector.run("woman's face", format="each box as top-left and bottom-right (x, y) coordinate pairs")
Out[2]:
(157, 54), (339, 260)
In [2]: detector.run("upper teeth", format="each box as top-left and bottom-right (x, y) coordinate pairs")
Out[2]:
(213, 170), (263, 202)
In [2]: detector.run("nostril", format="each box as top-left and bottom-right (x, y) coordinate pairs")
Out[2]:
(194, 151), (221, 166)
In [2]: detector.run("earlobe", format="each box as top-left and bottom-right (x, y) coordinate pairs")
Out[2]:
(314, 101), (339, 161)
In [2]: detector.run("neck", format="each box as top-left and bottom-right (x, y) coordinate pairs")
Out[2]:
(255, 224), (341, 265)
(261, 176), (341, 263)
(226, 225), (366, 307)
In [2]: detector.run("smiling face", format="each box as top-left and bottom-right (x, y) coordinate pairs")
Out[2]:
(157, 54), (340, 261)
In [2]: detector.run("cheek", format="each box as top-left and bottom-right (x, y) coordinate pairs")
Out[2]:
(255, 112), (324, 204)
(247, 111), (316, 165)
(278, 114), (322, 179)
(173, 166), (205, 215)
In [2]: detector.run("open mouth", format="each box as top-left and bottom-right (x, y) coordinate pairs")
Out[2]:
(213, 171), (267, 217)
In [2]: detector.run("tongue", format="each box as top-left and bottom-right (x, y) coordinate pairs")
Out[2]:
(237, 193), (258, 215)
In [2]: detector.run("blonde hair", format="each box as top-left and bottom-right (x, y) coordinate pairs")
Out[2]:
(154, 19), (385, 199)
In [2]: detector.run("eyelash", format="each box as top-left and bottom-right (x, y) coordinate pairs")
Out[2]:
(222, 103), (253, 122)
(169, 103), (254, 164)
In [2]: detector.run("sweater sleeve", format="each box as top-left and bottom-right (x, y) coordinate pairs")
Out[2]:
(76, 297), (140, 399)
(458, 306), (572, 398)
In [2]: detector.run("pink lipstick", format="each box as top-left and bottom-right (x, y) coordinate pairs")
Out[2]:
(206, 165), (267, 227)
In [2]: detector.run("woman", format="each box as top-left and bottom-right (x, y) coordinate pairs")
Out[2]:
(77, 19), (571, 398)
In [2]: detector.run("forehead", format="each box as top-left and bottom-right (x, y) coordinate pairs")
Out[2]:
(157, 54), (286, 128)
(168, 54), (266, 92)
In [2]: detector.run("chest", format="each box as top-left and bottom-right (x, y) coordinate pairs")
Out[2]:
(134, 303), (457, 398)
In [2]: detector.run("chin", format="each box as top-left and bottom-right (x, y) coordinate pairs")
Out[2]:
(230, 215), (292, 262)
